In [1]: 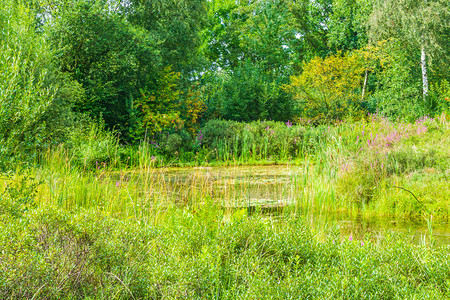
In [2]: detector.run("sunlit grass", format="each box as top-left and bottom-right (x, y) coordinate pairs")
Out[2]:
(1, 115), (449, 298)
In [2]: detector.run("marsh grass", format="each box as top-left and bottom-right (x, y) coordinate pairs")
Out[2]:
(1, 113), (447, 223)
(0, 115), (449, 298)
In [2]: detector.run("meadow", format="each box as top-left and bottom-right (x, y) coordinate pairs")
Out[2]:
(0, 114), (449, 299)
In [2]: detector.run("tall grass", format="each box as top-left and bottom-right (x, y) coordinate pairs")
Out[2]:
(1, 113), (446, 223)
(1, 115), (449, 298)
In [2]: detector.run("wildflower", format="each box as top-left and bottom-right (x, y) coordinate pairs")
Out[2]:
(349, 235), (353, 241)
(197, 131), (204, 143)
(116, 182), (120, 187)
(361, 241), (364, 246)
(286, 120), (292, 127)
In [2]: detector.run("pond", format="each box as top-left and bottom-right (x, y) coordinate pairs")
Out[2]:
(110, 164), (449, 245)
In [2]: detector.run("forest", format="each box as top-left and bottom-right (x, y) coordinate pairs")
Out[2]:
(1, 0), (449, 167)
(0, 0), (449, 298)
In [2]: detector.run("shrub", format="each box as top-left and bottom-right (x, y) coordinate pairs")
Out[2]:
(285, 51), (366, 123)
(65, 119), (119, 169)
(0, 205), (448, 298)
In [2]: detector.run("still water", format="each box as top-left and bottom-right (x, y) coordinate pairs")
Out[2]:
(112, 164), (449, 245)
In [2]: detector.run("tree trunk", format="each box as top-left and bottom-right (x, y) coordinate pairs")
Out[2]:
(361, 69), (368, 101)
(421, 45), (429, 101)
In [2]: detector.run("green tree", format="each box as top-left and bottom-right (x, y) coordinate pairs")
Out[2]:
(126, 0), (207, 74)
(44, 0), (162, 137)
(132, 67), (183, 138)
(328, 0), (372, 51)
(201, 0), (246, 69)
(287, 0), (333, 63)
(217, 60), (296, 122)
(201, 0), (297, 122)
(0, 0), (55, 166)
(368, 0), (450, 102)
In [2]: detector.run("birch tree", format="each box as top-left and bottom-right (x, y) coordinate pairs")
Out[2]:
(368, 0), (449, 101)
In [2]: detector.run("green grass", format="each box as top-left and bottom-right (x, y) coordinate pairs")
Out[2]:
(0, 205), (448, 299)
(0, 114), (449, 298)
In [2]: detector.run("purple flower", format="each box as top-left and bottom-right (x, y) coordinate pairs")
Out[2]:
(349, 235), (353, 241)
(116, 182), (120, 187)
(361, 241), (364, 246)
(286, 120), (292, 127)
(197, 131), (204, 141)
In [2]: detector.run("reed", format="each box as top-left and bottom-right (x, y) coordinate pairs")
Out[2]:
(1, 114), (447, 223)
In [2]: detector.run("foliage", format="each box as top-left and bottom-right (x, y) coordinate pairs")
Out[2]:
(44, 0), (162, 137)
(430, 79), (450, 115)
(368, 0), (450, 63)
(126, 0), (207, 73)
(286, 51), (366, 123)
(181, 83), (208, 135)
(0, 0), (55, 168)
(287, 0), (333, 62)
(327, 0), (372, 51)
(0, 171), (41, 217)
(132, 67), (184, 138)
(367, 39), (424, 119)
(201, 1), (297, 123)
(207, 61), (296, 122)
(368, 0), (450, 105)
(0, 204), (448, 298)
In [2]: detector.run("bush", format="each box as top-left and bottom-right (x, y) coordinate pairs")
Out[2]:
(285, 51), (366, 123)
(0, 205), (448, 298)
(65, 119), (119, 169)
(201, 119), (245, 149)
(0, 170), (41, 218)
(202, 61), (297, 123)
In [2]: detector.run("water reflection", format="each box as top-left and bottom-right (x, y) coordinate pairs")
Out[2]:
(110, 164), (449, 245)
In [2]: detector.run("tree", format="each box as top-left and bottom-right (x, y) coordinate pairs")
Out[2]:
(200, 0), (297, 122)
(0, 0), (55, 166)
(287, 0), (333, 63)
(285, 52), (366, 123)
(327, 0), (372, 51)
(126, 0), (207, 75)
(368, 0), (450, 102)
(200, 0), (245, 69)
(44, 0), (162, 138)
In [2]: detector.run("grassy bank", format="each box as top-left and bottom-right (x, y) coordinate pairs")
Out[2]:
(0, 205), (448, 299)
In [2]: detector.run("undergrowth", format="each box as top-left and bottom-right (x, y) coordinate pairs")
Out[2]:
(0, 204), (448, 299)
